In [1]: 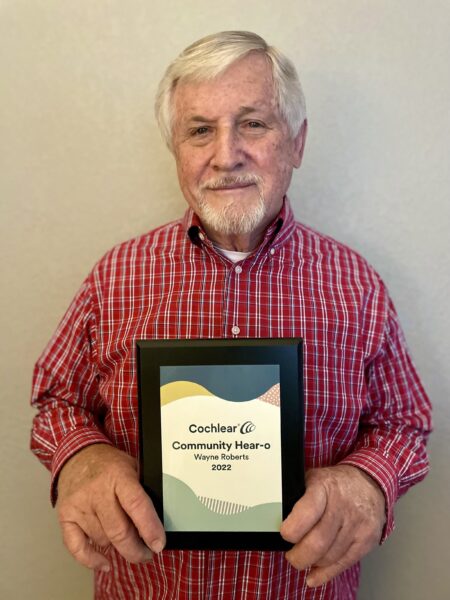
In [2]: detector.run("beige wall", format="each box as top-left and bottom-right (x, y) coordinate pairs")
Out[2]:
(1, 1), (449, 598)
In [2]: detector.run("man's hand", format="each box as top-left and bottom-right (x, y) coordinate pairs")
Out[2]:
(56, 443), (166, 572)
(280, 465), (386, 587)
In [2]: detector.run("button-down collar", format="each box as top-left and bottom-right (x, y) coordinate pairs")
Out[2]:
(184, 197), (296, 258)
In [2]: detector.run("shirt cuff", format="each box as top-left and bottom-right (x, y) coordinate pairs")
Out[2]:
(338, 448), (399, 542)
(50, 426), (113, 506)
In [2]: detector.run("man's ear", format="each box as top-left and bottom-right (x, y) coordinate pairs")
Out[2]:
(292, 119), (308, 169)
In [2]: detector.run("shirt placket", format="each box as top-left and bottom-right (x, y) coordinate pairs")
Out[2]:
(222, 260), (248, 338)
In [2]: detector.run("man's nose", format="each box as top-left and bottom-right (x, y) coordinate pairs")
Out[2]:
(210, 129), (244, 171)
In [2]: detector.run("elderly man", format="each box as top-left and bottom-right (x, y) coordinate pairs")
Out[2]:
(31, 31), (431, 599)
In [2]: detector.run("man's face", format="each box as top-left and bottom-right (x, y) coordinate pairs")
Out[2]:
(171, 52), (306, 247)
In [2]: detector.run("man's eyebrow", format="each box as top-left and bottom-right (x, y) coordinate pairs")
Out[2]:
(238, 106), (260, 116)
(187, 115), (215, 123)
(238, 105), (278, 120)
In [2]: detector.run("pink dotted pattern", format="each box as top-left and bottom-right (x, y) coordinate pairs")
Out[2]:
(258, 383), (280, 406)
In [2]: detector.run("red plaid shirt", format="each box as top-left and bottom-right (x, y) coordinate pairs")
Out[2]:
(31, 200), (431, 599)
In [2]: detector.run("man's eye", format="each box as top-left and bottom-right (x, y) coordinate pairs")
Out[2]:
(247, 121), (264, 128)
(192, 126), (209, 136)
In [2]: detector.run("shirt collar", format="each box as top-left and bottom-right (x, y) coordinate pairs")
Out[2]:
(183, 197), (296, 253)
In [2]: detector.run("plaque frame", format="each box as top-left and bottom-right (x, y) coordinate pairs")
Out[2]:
(137, 338), (304, 550)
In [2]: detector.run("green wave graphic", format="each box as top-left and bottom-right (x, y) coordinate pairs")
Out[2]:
(163, 473), (282, 532)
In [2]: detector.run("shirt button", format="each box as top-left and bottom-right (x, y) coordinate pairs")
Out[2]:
(235, 265), (242, 274)
(270, 248), (275, 255)
(231, 325), (240, 335)
(198, 232), (205, 241)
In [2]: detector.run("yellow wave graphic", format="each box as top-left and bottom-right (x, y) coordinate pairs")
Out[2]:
(160, 381), (214, 406)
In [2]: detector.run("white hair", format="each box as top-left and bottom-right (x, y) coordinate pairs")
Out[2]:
(155, 31), (306, 151)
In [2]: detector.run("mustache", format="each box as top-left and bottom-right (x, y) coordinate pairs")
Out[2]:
(200, 174), (263, 191)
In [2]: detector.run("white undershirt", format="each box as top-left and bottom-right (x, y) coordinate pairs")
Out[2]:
(213, 246), (252, 263)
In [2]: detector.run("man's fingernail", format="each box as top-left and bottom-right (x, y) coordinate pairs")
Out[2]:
(150, 539), (165, 554)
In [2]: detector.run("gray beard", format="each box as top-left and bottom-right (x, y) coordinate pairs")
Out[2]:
(197, 175), (266, 235)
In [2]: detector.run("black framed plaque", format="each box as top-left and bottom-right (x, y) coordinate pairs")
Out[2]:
(137, 338), (304, 550)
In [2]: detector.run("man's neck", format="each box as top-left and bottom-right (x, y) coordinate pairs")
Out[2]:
(200, 222), (267, 252)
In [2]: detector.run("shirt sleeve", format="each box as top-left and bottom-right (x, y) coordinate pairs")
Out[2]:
(30, 274), (113, 506)
(339, 292), (432, 542)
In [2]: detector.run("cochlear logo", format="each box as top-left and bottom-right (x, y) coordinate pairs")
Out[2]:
(240, 421), (256, 434)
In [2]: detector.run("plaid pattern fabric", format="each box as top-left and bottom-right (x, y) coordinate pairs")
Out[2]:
(31, 200), (431, 599)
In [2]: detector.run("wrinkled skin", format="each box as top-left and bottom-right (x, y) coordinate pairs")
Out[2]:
(280, 464), (386, 587)
(57, 444), (165, 571)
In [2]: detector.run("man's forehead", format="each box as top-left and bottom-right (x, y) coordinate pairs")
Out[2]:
(172, 56), (278, 122)
(179, 102), (277, 123)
